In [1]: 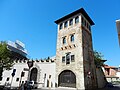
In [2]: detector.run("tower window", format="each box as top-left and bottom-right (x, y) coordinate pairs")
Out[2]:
(75, 16), (79, 24)
(66, 53), (70, 64)
(63, 37), (66, 44)
(69, 19), (73, 26)
(85, 20), (86, 26)
(89, 25), (91, 30)
(62, 56), (65, 63)
(70, 34), (74, 42)
(82, 17), (84, 24)
(87, 23), (89, 29)
(59, 23), (63, 30)
(64, 21), (68, 28)
(82, 17), (85, 26)
(71, 55), (75, 62)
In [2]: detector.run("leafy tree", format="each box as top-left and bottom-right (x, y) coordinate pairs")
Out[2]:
(0, 42), (14, 80)
(94, 50), (105, 67)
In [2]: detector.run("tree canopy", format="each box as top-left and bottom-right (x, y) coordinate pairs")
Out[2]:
(0, 42), (14, 80)
(0, 42), (14, 69)
(94, 50), (106, 67)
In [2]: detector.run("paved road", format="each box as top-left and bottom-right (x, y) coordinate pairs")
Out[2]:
(32, 84), (120, 90)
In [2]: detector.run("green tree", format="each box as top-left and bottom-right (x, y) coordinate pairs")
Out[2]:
(94, 50), (105, 67)
(0, 42), (14, 80)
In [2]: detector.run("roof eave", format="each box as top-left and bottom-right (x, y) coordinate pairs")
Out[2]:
(55, 8), (95, 25)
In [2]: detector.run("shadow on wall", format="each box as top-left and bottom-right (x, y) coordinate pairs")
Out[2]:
(96, 67), (107, 88)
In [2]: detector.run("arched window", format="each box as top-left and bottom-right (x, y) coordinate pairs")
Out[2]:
(64, 21), (68, 28)
(71, 34), (74, 42)
(30, 68), (38, 81)
(69, 19), (73, 26)
(59, 23), (63, 30)
(63, 37), (66, 44)
(75, 16), (79, 24)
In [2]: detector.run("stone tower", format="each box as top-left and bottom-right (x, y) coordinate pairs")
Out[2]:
(55, 8), (97, 89)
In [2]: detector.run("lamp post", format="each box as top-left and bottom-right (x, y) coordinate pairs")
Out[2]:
(27, 60), (33, 81)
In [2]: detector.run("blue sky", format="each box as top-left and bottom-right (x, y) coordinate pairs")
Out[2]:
(0, 0), (120, 66)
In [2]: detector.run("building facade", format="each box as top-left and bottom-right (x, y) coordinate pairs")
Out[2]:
(55, 8), (97, 89)
(0, 59), (56, 88)
(0, 8), (106, 89)
(7, 40), (28, 59)
(103, 65), (120, 82)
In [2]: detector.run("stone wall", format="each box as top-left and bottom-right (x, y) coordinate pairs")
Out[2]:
(96, 67), (107, 88)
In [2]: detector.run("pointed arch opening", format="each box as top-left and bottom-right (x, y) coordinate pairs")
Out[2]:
(30, 68), (38, 82)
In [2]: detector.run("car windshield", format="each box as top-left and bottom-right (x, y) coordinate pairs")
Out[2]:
(29, 81), (33, 84)
(34, 82), (37, 84)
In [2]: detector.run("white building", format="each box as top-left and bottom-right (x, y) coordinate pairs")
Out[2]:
(116, 65), (120, 79)
(7, 40), (28, 59)
(0, 58), (56, 89)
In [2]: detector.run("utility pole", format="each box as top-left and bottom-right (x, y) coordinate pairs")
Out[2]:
(116, 19), (120, 46)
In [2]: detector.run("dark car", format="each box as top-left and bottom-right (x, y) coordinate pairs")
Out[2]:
(26, 81), (38, 89)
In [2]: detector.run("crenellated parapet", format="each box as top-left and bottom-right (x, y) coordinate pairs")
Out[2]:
(14, 59), (28, 63)
(34, 58), (56, 63)
(14, 58), (56, 64)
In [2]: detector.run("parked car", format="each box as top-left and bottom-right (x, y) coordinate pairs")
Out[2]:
(26, 81), (38, 89)
(4, 82), (11, 90)
(0, 85), (4, 90)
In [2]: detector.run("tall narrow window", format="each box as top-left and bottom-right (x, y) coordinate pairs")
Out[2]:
(21, 72), (25, 77)
(71, 55), (75, 62)
(69, 19), (73, 26)
(66, 53), (70, 64)
(62, 56), (65, 63)
(44, 73), (46, 79)
(87, 23), (89, 29)
(6, 77), (9, 81)
(64, 21), (68, 28)
(75, 16), (79, 24)
(85, 20), (86, 26)
(82, 17), (85, 26)
(71, 34), (74, 42)
(16, 78), (19, 82)
(59, 23), (63, 30)
(49, 75), (51, 79)
(63, 37), (66, 44)
(89, 25), (91, 30)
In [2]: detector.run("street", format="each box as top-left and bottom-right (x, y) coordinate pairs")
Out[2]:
(32, 84), (120, 90)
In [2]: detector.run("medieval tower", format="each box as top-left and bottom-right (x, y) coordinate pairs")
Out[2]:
(55, 8), (97, 89)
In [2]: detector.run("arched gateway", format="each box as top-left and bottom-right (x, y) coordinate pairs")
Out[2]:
(58, 70), (76, 88)
(30, 68), (38, 82)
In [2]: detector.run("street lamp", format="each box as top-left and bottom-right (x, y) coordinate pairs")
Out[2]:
(27, 60), (33, 81)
